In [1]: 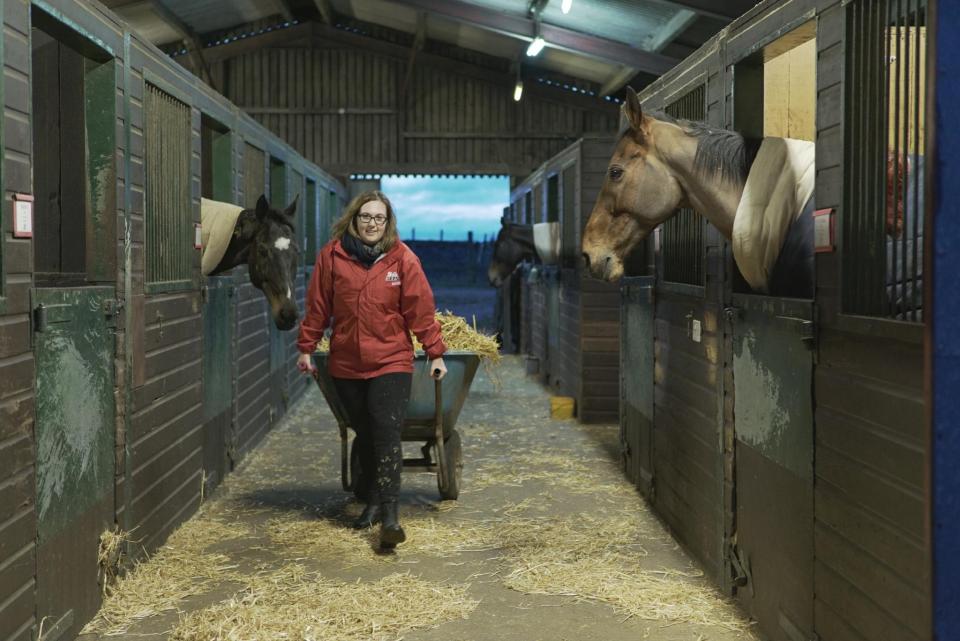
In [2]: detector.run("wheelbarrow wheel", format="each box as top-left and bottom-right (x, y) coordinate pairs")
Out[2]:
(349, 438), (367, 501)
(438, 430), (463, 500)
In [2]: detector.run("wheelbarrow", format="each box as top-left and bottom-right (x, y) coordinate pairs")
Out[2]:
(311, 351), (481, 500)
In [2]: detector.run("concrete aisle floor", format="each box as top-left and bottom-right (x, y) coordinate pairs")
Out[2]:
(81, 356), (757, 641)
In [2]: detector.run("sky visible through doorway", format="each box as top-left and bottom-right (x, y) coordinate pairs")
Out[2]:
(380, 175), (509, 242)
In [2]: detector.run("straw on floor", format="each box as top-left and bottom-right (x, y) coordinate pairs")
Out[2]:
(170, 564), (478, 641)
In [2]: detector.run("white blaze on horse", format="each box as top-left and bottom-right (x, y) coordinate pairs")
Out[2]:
(201, 194), (301, 330)
(582, 87), (816, 298)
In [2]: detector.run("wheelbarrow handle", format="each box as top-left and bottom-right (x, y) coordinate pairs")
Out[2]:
(434, 377), (447, 492)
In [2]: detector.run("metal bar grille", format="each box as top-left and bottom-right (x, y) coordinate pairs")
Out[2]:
(145, 83), (191, 287)
(844, 0), (926, 321)
(663, 85), (706, 286)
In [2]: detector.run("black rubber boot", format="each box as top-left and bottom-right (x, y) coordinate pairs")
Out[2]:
(379, 501), (406, 548)
(352, 503), (381, 529)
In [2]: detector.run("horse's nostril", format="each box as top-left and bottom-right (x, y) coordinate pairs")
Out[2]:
(604, 255), (612, 266)
(582, 253), (591, 269)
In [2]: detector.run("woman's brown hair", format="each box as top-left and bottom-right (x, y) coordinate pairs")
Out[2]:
(330, 190), (400, 251)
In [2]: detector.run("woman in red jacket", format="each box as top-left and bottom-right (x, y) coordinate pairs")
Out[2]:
(296, 190), (447, 549)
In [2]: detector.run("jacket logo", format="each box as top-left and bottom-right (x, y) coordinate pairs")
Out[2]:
(385, 271), (400, 283)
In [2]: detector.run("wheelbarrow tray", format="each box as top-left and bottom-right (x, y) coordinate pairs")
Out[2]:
(312, 350), (481, 500)
(311, 350), (481, 439)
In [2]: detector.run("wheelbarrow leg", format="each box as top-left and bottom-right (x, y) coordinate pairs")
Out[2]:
(315, 370), (353, 493)
(434, 378), (447, 494)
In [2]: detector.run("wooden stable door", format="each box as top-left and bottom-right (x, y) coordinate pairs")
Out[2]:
(31, 16), (118, 640)
(729, 295), (815, 641)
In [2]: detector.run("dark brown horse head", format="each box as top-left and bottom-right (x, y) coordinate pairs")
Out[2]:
(488, 217), (536, 287)
(245, 194), (300, 330)
(582, 88), (687, 282)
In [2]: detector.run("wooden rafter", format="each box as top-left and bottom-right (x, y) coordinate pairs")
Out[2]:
(152, 0), (216, 88)
(401, 12), (427, 102)
(313, 0), (333, 24)
(383, 0), (679, 76)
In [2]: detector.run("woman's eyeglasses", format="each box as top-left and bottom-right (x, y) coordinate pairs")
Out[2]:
(357, 213), (388, 226)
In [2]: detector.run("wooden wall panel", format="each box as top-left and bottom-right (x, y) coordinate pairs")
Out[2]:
(214, 45), (617, 177)
(0, 2), (39, 637)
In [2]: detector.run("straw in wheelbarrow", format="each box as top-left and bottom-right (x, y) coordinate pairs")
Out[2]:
(316, 311), (501, 364)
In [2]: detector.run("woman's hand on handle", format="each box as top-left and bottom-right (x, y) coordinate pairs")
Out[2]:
(297, 352), (317, 375)
(430, 357), (447, 380)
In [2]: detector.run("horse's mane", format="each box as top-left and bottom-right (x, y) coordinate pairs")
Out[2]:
(619, 112), (761, 186)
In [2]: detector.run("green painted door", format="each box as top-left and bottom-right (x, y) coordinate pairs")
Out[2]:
(731, 295), (814, 641)
(203, 277), (235, 490)
(34, 286), (116, 634)
(620, 276), (655, 495)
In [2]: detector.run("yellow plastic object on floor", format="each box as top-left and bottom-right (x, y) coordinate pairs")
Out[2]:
(550, 396), (576, 420)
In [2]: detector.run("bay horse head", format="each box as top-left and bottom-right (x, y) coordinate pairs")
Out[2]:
(582, 87), (749, 282)
(244, 194), (300, 331)
(203, 194), (301, 330)
(488, 217), (536, 287)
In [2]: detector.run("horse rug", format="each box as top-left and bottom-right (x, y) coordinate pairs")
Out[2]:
(201, 197), (244, 276)
(732, 137), (815, 295)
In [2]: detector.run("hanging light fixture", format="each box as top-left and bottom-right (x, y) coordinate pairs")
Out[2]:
(561, 0), (572, 14)
(526, 14), (546, 57)
(513, 63), (524, 101)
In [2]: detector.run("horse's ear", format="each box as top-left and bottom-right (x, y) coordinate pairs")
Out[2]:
(623, 86), (646, 135)
(284, 194), (299, 222)
(256, 194), (270, 222)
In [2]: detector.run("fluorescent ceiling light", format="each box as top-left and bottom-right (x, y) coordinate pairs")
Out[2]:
(526, 36), (545, 56)
(561, 0), (572, 14)
(513, 80), (524, 101)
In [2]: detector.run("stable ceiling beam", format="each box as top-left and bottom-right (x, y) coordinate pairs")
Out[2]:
(656, 0), (757, 21)
(385, 0), (679, 76)
(276, 0), (296, 22)
(152, 0), (216, 88)
(401, 12), (428, 101)
(599, 66), (638, 98)
(313, 0), (333, 24)
(645, 9), (698, 53)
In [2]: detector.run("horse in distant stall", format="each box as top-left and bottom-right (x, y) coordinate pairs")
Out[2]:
(202, 194), (301, 330)
(487, 217), (537, 351)
(581, 87), (816, 296)
(488, 217), (537, 287)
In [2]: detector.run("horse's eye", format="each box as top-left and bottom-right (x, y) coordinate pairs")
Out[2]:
(608, 166), (624, 181)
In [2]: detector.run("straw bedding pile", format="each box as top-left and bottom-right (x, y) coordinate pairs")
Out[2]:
(82, 514), (254, 635)
(316, 311), (501, 363)
(170, 564), (478, 641)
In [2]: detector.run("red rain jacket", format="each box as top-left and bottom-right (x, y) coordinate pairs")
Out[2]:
(297, 239), (447, 379)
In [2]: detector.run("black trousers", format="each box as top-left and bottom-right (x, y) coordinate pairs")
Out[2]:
(332, 373), (412, 503)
